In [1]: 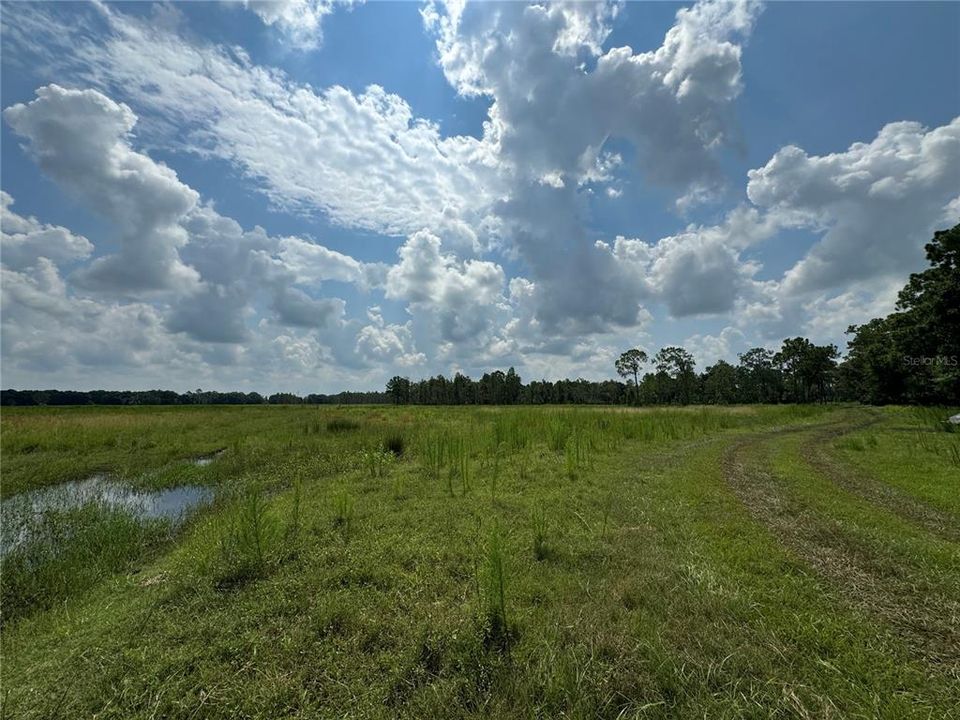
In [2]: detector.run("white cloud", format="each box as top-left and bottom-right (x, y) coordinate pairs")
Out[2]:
(426, 0), (759, 188)
(355, 306), (425, 367)
(2, 0), (761, 346)
(1, 2), (500, 242)
(386, 229), (505, 344)
(421, 0), (761, 333)
(241, 0), (357, 50)
(683, 327), (747, 369)
(278, 236), (383, 288)
(748, 118), (960, 295)
(1, 83), (394, 386)
(1, 259), (187, 375)
(4, 85), (200, 294)
(1, 191), (94, 270)
(2, 1), (955, 391)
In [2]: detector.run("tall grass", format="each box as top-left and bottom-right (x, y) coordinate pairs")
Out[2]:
(2, 503), (170, 623)
(489, 449), (501, 503)
(333, 490), (355, 540)
(492, 414), (530, 453)
(383, 432), (405, 456)
(453, 436), (471, 495)
(949, 442), (960, 467)
(531, 505), (549, 561)
(423, 432), (447, 486)
(287, 476), (303, 540)
(421, 430), (473, 496)
(911, 406), (958, 433)
(363, 447), (394, 479)
(480, 526), (513, 651)
(327, 417), (360, 433)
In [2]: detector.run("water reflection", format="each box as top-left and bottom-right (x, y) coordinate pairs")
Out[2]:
(1, 475), (214, 556)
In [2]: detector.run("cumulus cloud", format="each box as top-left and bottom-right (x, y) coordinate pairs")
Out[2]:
(422, 0), (761, 332)
(591, 204), (774, 319)
(683, 326), (747, 368)
(2, 1), (955, 390)
(426, 0), (759, 188)
(748, 118), (960, 294)
(2, 0), (761, 339)
(355, 306), (425, 367)
(1, 191), (94, 270)
(271, 288), (346, 330)
(241, 0), (358, 50)
(1, 2), (500, 241)
(4, 85), (200, 294)
(386, 230), (505, 344)
(1, 259), (185, 375)
(2, 84), (395, 390)
(278, 236), (384, 289)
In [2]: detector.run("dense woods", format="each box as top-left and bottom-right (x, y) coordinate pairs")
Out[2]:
(3, 224), (956, 408)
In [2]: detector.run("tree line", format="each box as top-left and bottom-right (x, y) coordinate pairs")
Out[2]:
(0, 388), (388, 407)
(3, 224), (955, 408)
(382, 337), (841, 407)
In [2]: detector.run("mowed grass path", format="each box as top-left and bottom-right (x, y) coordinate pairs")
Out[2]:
(1, 404), (958, 718)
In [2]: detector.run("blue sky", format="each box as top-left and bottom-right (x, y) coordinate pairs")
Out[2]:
(1, 1), (958, 393)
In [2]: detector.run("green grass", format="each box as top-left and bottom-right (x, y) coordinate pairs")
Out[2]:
(832, 406), (960, 515)
(1, 501), (172, 623)
(2, 403), (958, 718)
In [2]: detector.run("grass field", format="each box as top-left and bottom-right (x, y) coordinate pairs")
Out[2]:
(1, 403), (958, 718)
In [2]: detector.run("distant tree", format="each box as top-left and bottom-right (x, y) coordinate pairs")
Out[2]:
(839, 225), (959, 405)
(774, 337), (838, 403)
(774, 337), (810, 402)
(802, 343), (839, 403)
(615, 348), (648, 404)
(654, 347), (697, 404)
(386, 376), (411, 405)
(737, 348), (779, 403)
(839, 318), (906, 404)
(504, 367), (523, 404)
(452, 372), (474, 404)
(702, 360), (739, 404)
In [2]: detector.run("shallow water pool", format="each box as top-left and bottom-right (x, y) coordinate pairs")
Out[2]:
(0, 474), (214, 556)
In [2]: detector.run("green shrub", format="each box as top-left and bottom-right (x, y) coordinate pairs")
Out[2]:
(383, 432), (405, 456)
(216, 486), (278, 587)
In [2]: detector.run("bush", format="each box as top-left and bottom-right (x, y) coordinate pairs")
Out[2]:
(383, 432), (405, 456)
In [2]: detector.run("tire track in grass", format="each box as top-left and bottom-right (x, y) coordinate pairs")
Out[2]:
(799, 418), (960, 544)
(721, 420), (960, 676)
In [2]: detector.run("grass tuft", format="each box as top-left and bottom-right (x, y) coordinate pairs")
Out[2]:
(383, 432), (405, 456)
(332, 490), (355, 540)
(327, 417), (360, 433)
(531, 505), (550, 561)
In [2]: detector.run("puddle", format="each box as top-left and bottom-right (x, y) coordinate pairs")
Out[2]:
(1, 475), (214, 556)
